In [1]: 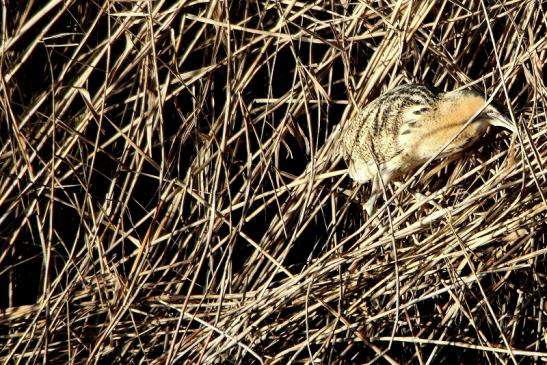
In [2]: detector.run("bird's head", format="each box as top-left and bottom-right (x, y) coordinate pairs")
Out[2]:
(439, 89), (516, 134)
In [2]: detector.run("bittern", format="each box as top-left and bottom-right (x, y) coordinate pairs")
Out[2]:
(340, 84), (515, 216)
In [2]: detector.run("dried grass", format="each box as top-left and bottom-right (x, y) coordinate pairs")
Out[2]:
(1, 0), (546, 363)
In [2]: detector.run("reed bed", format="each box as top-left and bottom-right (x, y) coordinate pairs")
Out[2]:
(1, 0), (546, 363)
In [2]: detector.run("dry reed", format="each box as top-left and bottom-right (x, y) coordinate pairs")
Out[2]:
(1, 0), (546, 364)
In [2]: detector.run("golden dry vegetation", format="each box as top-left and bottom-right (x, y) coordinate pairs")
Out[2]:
(1, 0), (546, 363)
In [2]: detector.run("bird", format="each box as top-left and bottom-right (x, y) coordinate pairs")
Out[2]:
(339, 84), (515, 217)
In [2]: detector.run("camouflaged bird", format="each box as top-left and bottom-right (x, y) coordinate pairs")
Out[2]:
(340, 84), (515, 216)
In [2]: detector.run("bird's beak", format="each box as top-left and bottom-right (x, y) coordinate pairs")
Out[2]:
(486, 106), (517, 134)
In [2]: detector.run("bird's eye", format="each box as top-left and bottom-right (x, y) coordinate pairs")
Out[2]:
(478, 110), (491, 119)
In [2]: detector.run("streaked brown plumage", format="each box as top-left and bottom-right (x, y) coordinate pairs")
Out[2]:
(340, 84), (515, 215)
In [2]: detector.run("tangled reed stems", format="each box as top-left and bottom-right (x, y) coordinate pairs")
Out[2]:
(1, 0), (546, 363)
